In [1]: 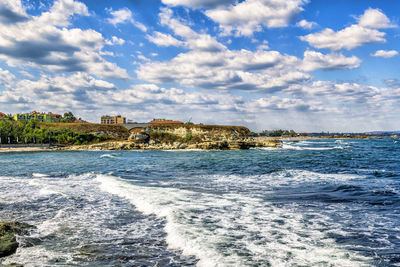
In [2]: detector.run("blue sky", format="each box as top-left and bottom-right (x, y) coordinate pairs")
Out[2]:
(0, 0), (400, 131)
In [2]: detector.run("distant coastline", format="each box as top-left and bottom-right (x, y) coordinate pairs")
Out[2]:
(0, 135), (390, 152)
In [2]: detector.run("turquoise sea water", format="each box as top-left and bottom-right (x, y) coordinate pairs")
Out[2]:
(0, 139), (399, 266)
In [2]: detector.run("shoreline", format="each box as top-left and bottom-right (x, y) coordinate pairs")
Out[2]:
(0, 136), (385, 152)
(0, 147), (54, 152)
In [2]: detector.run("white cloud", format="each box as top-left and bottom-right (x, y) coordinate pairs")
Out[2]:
(300, 25), (386, 50)
(36, 0), (89, 27)
(107, 7), (147, 32)
(146, 31), (185, 47)
(0, 0), (28, 24)
(0, 72), (117, 112)
(161, 0), (234, 9)
(0, 0), (129, 79)
(300, 9), (394, 50)
(296, 19), (317, 29)
(137, 49), (310, 92)
(257, 40), (269, 50)
(371, 49), (398, 58)
(358, 8), (396, 29)
(302, 80), (380, 103)
(137, 9), (314, 92)
(107, 8), (132, 26)
(205, 0), (307, 36)
(106, 36), (126, 46)
(248, 96), (325, 112)
(159, 8), (225, 52)
(0, 67), (15, 87)
(301, 50), (361, 71)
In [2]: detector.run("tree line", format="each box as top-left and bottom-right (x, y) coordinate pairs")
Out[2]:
(252, 129), (298, 137)
(0, 118), (106, 145)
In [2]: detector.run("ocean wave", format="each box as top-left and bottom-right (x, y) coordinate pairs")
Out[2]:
(100, 153), (120, 158)
(96, 173), (372, 266)
(282, 143), (348, 151)
(32, 173), (50, 177)
(282, 144), (333, 150)
(0, 173), (191, 266)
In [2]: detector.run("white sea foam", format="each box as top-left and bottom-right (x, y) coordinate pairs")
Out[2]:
(96, 173), (373, 266)
(0, 173), (166, 266)
(0, 169), (378, 266)
(100, 153), (119, 158)
(282, 144), (333, 150)
(32, 173), (50, 177)
(282, 143), (347, 151)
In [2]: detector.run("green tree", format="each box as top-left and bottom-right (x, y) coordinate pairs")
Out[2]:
(61, 112), (77, 123)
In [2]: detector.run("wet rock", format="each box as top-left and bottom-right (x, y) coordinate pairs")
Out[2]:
(0, 222), (33, 258)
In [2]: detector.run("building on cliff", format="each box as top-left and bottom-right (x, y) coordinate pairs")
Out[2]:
(148, 118), (183, 124)
(101, 115), (126, 124)
(13, 111), (62, 123)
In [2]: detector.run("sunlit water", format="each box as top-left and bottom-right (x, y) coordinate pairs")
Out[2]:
(0, 139), (399, 266)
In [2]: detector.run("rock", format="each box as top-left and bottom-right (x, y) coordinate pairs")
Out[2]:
(0, 233), (18, 258)
(0, 222), (33, 258)
(128, 132), (150, 143)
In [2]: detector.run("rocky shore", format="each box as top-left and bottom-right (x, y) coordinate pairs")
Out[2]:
(60, 138), (281, 151)
(0, 222), (32, 259)
(59, 123), (281, 150)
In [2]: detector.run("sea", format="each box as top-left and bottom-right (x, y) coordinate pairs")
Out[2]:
(0, 139), (399, 266)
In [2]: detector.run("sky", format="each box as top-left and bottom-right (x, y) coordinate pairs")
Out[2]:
(0, 0), (400, 132)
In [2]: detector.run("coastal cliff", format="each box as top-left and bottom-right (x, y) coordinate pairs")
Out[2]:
(62, 124), (281, 150)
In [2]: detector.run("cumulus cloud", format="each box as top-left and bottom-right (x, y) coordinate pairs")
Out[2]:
(138, 8), (312, 92)
(107, 7), (147, 32)
(248, 96), (325, 112)
(161, 0), (234, 9)
(384, 79), (400, 88)
(296, 19), (317, 29)
(300, 9), (394, 50)
(302, 80), (380, 103)
(300, 25), (386, 50)
(146, 31), (185, 47)
(159, 8), (225, 52)
(301, 50), (361, 71)
(1, 72), (117, 112)
(0, 0), (28, 24)
(36, 0), (89, 27)
(0, 0), (129, 79)
(205, 0), (307, 36)
(358, 8), (396, 29)
(137, 49), (310, 92)
(105, 36), (126, 46)
(371, 49), (398, 58)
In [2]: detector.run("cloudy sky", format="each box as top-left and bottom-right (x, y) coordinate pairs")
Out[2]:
(0, 0), (399, 132)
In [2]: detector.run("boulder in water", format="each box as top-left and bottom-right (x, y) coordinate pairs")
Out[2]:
(0, 222), (32, 258)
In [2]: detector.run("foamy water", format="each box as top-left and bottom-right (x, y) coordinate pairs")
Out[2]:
(0, 139), (399, 266)
(97, 172), (372, 266)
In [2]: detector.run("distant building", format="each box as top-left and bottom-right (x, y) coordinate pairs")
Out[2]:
(148, 118), (183, 124)
(101, 115), (126, 124)
(13, 111), (61, 123)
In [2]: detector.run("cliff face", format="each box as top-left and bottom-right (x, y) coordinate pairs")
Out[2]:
(63, 124), (281, 150)
(145, 124), (251, 141)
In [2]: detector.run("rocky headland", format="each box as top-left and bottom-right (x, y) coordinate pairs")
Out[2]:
(61, 124), (281, 151)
